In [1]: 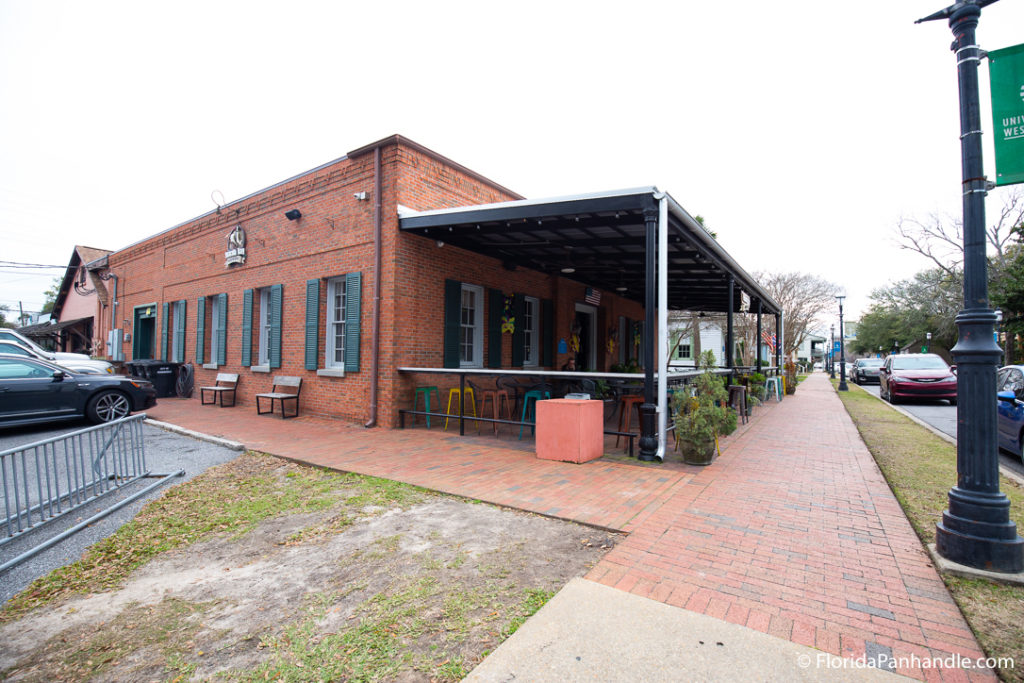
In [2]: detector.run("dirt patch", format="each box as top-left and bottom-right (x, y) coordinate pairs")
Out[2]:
(0, 455), (619, 682)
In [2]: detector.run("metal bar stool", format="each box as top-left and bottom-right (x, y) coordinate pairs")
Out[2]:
(616, 394), (645, 449)
(479, 389), (512, 436)
(728, 385), (748, 425)
(413, 386), (442, 428)
(444, 386), (477, 431)
(518, 389), (551, 440)
(764, 377), (782, 402)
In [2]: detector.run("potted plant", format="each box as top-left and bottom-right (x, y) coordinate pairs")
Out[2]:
(749, 371), (766, 402)
(671, 350), (738, 465)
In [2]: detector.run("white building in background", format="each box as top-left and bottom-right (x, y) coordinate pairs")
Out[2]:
(669, 320), (725, 367)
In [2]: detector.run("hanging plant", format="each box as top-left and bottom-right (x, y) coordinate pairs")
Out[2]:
(501, 295), (515, 334)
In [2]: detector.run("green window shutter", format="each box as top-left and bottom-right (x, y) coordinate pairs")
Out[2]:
(510, 293), (525, 368)
(217, 293), (228, 365)
(305, 279), (320, 370)
(269, 284), (283, 369)
(241, 289), (253, 366)
(160, 302), (169, 360)
(487, 288), (503, 368)
(173, 300), (187, 363)
(541, 299), (553, 367)
(196, 297), (206, 365)
(443, 279), (462, 369)
(344, 272), (362, 372)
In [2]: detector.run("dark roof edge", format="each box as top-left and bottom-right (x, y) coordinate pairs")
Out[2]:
(348, 134), (525, 201)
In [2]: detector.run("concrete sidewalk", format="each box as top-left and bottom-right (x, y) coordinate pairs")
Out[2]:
(147, 372), (992, 681)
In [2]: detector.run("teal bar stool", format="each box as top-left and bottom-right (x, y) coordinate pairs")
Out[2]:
(413, 386), (441, 428)
(764, 377), (782, 402)
(518, 389), (551, 440)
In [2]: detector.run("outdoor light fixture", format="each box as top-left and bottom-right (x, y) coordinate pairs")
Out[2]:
(284, 209), (302, 221)
(354, 192), (368, 201)
(560, 246), (576, 274)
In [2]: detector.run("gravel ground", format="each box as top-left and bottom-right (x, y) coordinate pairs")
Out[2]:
(0, 416), (241, 605)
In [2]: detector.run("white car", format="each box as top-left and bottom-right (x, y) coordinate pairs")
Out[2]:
(813, 362), (823, 371)
(1, 328), (95, 362)
(0, 338), (114, 375)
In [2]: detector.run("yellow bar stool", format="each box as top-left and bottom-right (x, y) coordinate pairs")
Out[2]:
(444, 386), (477, 431)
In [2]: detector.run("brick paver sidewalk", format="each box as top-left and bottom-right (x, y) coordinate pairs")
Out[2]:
(148, 373), (989, 680)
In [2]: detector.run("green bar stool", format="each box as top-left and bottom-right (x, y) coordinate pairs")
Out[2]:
(518, 389), (551, 440)
(444, 386), (477, 431)
(413, 386), (441, 428)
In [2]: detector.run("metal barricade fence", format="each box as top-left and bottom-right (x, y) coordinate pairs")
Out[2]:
(2, 414), (149, 544)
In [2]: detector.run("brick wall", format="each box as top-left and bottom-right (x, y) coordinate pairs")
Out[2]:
(100, 136), (646, 428)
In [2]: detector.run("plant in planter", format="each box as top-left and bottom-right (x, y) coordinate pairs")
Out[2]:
(784, 360), (798, 395)
(671, 350), (738, 465)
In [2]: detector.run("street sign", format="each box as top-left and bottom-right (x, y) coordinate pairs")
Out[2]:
(989, 42), (1024, 186)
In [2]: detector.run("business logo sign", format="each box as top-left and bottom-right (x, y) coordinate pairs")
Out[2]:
(989, 42), (1024, 186)
(225, 225), (247, 266)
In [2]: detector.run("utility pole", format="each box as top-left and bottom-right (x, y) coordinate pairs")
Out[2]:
(918, 0), (1023, 572)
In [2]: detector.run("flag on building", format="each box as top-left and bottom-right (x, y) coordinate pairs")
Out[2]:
(761, 329), (776, 353)
(585, 288), (602, 305)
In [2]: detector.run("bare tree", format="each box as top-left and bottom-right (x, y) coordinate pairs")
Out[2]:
(754, 272), (841, 359)
(895, 187), (1024, 275)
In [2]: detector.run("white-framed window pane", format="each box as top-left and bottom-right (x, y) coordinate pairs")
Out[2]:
(326, 277), (346, 368)
(523, 297), (538, 366)
(460, 285), (482, 367)
(259, 288), (271, 366)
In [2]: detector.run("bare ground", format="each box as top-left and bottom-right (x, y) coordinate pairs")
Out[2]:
(0, 455), (619, 682)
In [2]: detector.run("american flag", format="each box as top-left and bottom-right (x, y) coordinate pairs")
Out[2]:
(584, 288), (602, 305)
(761, 329), (776, 353)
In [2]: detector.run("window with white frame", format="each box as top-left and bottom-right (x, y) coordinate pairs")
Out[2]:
(258, 288), (272, 366)
(523, 296), (539, 366)
(460, 284), (483, 367)
(326, 276), (347, 368)
(209, 296), (222, 365)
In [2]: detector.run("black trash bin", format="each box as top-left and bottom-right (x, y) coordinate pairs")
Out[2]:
(128, 360), (180, 398)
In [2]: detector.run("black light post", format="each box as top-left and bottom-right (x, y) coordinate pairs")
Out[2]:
(837, 296), (848, 392)
(918, 0), (1024, 572)
(830, 325), (836, 379)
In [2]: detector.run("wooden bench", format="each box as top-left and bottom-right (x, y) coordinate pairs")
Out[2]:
(256, 376), (302, 419)
(200, 373), (239, 407)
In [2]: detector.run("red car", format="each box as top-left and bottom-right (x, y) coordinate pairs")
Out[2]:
(879, 353), (957, 405)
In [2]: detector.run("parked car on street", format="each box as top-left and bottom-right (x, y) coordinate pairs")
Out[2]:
(0, 354), (157, 428)
(813, 362), (823, 371)
(996, 365), (1024, 459)
(0, 329), (109, 369)
(850, 358), (884, 385)
(0, 340), (114, 375)
(879, 353), (957, 405)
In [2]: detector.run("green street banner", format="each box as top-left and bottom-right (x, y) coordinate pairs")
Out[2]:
(989, 42), (1024, 186)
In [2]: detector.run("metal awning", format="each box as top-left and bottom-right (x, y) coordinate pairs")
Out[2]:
(399, 187), (781, 316)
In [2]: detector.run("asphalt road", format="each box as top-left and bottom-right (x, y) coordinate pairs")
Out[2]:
(848, 378), (1024, 480)
(0, 415), (241, 605)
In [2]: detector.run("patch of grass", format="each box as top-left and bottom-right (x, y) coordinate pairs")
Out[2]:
(0, 453), (426, 622)
(0, 597), (212, 682)
(502, 588), (555, 638)
(837, 382), (1024, 681)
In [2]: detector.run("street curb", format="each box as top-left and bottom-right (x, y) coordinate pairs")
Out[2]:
(849, 383), (1024, 489)
(143, 418), (246, 451)
(927, 544), (1024, 587)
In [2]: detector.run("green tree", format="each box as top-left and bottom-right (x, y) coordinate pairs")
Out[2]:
(41, 277), (61, 315)
(853, 268), (962, 356)
(0, 304), (12, 329)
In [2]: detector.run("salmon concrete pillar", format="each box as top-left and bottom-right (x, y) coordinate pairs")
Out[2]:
(535, 399), (603, 464)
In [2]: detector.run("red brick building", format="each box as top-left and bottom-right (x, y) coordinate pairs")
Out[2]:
(88, 135), (780, 455)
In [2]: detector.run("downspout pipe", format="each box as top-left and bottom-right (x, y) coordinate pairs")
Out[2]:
(656, 193), (668, 462)
(365, 145), (383, 428)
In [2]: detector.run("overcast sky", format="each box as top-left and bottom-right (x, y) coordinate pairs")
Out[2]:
(2, 0), (1023, 327)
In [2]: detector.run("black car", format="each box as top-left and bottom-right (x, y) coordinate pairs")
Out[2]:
(850, 358), (884, 385)
(0, 354), (157, 428)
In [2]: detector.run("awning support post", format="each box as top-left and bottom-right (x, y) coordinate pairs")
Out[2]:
(726, 277), (735, 369)
(755, 300), (763, 371)
(639, 200), (659, 461)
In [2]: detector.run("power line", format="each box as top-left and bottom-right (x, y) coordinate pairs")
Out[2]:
(0, 261), (66, 269)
